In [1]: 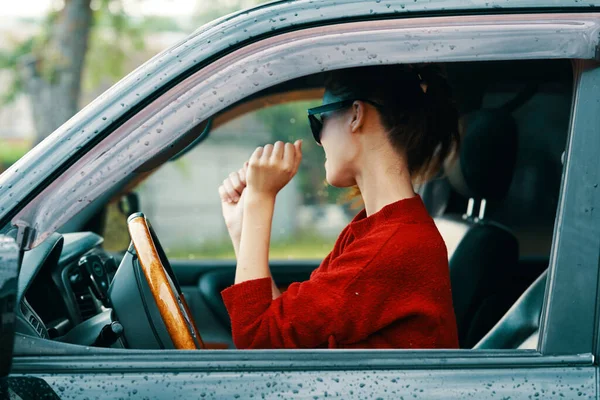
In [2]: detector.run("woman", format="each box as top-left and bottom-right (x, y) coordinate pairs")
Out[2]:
(218, 64), (460, 349)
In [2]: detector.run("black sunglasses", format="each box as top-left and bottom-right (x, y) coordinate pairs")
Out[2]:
(307, 99), (384, 145)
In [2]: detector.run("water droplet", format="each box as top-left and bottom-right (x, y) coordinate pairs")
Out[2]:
(144, 141), (150, 146)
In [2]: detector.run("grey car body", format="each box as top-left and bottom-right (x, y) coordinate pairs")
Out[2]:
(1, 0), (600, 398)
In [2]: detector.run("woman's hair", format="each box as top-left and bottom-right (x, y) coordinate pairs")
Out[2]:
(324, 64), (460, 184)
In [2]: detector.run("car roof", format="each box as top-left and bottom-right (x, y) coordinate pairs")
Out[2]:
(1, 0), (600, 233)
(193, 0), (600, 38)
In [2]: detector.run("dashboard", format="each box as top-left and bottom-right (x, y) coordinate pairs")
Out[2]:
(16, 232), (119, 340)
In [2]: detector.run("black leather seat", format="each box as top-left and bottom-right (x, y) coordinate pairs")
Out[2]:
(433, 109), (521, 348)
(475, 270), (547, 349)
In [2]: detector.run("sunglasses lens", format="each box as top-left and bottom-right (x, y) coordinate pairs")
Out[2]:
(308, 115), (322, 144)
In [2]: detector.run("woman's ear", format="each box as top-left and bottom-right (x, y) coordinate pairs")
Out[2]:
(350, 100), (366, 133)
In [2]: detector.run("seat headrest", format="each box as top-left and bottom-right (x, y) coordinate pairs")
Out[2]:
(445, 109), (518, 201)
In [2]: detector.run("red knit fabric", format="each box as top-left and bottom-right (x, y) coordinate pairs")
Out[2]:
(221, 195), (459, 349)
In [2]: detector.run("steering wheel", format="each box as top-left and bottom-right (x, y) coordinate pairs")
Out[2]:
(127, 213), (205, 349)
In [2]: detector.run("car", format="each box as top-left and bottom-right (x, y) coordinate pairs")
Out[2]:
(1, 0), (600, 398)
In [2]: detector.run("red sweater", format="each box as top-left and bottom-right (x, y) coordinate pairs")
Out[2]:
(221, 195), (459, 349)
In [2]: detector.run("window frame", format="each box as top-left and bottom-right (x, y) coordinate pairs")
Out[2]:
(8, 13), (600, 365)
(539, 59), (600, 357)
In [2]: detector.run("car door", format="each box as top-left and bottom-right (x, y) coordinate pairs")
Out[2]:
(3, 2), (600, 399)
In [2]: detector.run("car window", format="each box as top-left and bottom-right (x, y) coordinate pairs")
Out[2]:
(103, 99), (352, 260)
(95, 59), (574, 352)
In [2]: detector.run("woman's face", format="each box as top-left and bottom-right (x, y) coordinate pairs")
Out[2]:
(319, 92), (360, 188)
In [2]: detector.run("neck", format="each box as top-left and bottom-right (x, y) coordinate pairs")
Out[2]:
(355, 153), (415, 217)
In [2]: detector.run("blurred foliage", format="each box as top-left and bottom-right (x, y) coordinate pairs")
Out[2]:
(135, 16), (185, 33)
(0, 140), (31, 170)
(103, 201), (130, 252)
(0, 39), (35, 104)
(166, 228), (336, 260)
(0, 7), (60, 105)
(0, 0), (182, 108)
(83, 0), (148, 92)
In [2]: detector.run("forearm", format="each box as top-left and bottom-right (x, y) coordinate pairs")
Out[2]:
(231, 217), (280, 298)
(229, 231), (241, 258)
(232, 237), (280, 299)
(235, 190), (276, 285)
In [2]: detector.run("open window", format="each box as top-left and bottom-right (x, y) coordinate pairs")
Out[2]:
(90, 59), (572, 351)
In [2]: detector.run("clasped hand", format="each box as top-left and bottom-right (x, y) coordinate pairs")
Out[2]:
(218, 140), (303, 241)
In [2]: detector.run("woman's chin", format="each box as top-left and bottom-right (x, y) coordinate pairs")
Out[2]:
(325, 173), (355, 188)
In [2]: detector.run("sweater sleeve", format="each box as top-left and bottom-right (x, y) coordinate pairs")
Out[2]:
(221, 233), (395, 349)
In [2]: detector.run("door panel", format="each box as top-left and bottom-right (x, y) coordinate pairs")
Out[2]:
(28, 364), (597, 399)
(173, 259), (319, 349)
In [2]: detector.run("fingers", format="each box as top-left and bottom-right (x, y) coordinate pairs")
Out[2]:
(218, 169), (246, 204)
(293, 139), (303, 173)
(222, 179), (239, 202)
(249, 146), (263, 165)
(229, 171), (245, 193)
(248, 140), (302, 173)
(261, 143), (274, 161)
(218, 185), (232, 203)
(272, 141), (284, 159)
(283, 142), (295, 171)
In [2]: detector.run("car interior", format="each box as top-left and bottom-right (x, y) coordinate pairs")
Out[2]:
(13, 58), (572, 352)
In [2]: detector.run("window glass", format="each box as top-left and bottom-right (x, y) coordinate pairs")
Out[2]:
(104, 100), (354, 260)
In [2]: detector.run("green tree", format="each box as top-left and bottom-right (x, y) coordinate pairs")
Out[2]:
(0, 0), (148, 145)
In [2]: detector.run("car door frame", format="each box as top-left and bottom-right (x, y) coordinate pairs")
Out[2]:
(4, 9), (600, 399)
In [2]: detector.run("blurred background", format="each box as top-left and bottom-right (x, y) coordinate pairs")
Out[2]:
(0, 0), (352, 259)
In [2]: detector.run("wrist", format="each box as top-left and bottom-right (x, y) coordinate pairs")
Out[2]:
(228, 227), (241, 242)
(244, 188), (276, 206)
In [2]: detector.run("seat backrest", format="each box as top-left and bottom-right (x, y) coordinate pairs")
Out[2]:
(434, 108), (521, 348)
(474, 269), (547, 349)
(436, 216), (520, 347)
